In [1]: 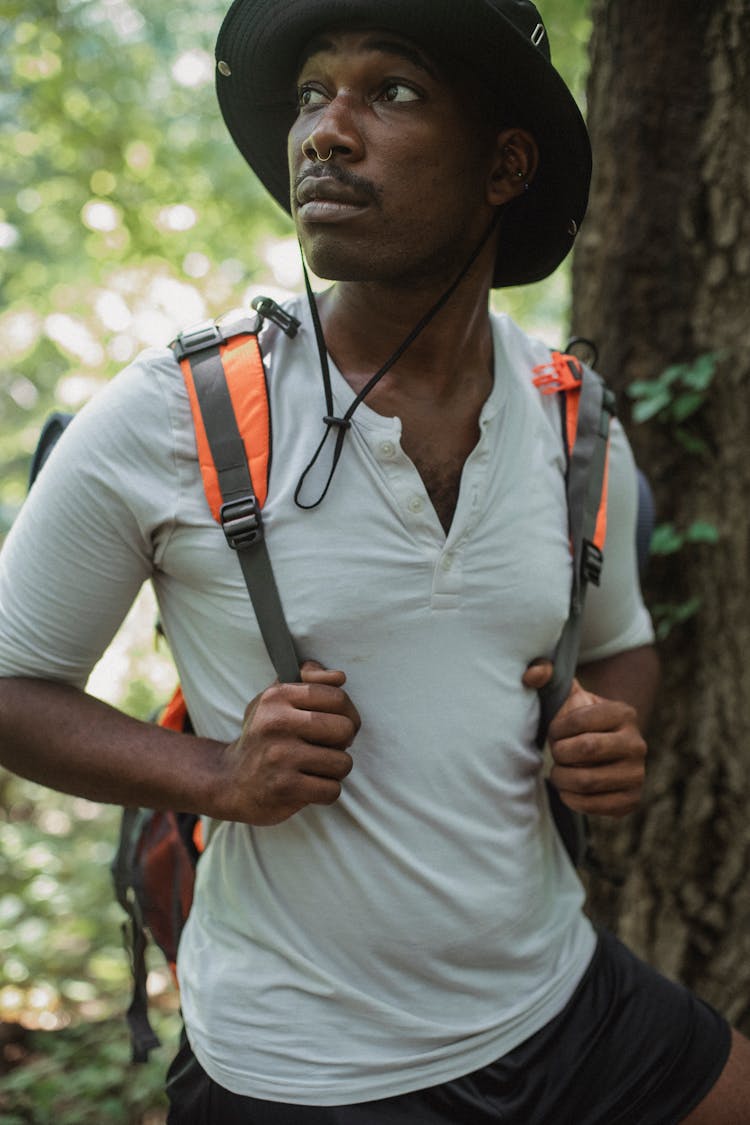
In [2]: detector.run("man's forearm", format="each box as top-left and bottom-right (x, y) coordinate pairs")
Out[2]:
(577, 643), (661, 733)
(0, 677), (225, 814)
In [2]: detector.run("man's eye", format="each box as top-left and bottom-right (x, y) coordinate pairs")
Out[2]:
(298, 86), (327, 108)
(380, 83), (420, 103)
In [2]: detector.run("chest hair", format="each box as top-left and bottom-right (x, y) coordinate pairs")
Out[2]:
(370, 384), (488, 535)
(405, 423), (479, 534)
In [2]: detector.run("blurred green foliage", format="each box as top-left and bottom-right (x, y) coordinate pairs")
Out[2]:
(0, 1015), (177, 1123)
(1, 0), (292, 526)
(1, 0), (590, 1114)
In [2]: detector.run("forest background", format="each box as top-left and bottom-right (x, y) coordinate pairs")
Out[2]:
(1, 0), (749, 1122)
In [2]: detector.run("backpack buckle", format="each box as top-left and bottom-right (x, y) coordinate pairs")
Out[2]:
(220, 495), (264, 550)
(171, 321), (226, 360)
(532, 352), (583, 395)
(171, 316), (263, 360)
(582, 541), (604, 586)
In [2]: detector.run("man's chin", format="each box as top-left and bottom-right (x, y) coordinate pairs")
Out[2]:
(299, 249), (385, 285)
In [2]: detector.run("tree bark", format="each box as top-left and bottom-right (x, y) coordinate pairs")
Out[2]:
(572, 0), (750, 1032)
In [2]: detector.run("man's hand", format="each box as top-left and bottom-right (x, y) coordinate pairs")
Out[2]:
(216, 660), (360, 826)
(547, 679), (647, 818)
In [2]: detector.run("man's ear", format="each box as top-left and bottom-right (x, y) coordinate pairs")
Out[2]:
(487, 128), (540, 206)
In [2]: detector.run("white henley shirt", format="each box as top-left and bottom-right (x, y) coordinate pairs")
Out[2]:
(0, 298), (654, 1103)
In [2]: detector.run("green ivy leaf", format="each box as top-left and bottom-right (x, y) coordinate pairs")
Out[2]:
(674, 429), (710, 455)
(685, 521), (720, 544)
(681, 352), (721, 391)
(632, 390), (673, 423)
(653, 596), (703, 640)
(628, 378), (667, 400)
(657, 363), (689, 389)
(650, 524), (685, 555)
(670, 391), (707, 422)
(626, 380), (656, 399)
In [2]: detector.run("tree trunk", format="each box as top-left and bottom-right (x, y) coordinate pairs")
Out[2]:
(572, 0), (750, 1033)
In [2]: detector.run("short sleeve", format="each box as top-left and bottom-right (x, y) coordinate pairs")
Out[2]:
(0, 349), (182, 688)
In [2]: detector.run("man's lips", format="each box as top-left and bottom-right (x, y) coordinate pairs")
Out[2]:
(296, 176), (371, 210)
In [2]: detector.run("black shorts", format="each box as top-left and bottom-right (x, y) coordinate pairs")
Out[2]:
(166, 929), (731, 1125)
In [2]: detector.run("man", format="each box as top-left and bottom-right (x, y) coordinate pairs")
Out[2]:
(0, 0), (747, 1121)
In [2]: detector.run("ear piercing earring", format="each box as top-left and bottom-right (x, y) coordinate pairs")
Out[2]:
(515, 169), (530, 192)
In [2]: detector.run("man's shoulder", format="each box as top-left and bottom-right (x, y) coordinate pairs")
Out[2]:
(92, 345), (184, 410)
(49, 345), (188, 484)
(489, 312), (564, 442)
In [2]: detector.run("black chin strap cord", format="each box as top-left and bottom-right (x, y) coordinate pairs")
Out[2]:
(294, 212), (501, 510)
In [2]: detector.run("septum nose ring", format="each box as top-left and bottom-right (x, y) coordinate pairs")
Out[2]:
(302, 136), (333, 162)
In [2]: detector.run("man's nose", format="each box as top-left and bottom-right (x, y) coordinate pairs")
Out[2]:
(302, 93), (365, 164)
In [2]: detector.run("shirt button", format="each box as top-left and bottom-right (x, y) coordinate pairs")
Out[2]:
(408, 495), (424, 513)
(442, 554), (454, 571)
(379, 440), (396, 457)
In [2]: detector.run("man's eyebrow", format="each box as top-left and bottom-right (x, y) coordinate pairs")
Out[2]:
(298, 33), (440, 80)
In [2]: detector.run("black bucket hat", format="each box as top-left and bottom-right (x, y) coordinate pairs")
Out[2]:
(214, 0), (592, 288)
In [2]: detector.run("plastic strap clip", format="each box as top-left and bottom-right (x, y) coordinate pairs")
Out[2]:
(581, 541), (604, 586)
(251, 296), (301, 338)
(172, 321), (226, 361)
(220, 495), (264, 551)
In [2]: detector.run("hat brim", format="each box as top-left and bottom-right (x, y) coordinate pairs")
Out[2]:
(215, 0), (592, 287)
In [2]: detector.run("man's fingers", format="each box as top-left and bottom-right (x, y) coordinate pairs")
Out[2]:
(223, 662), (362, 825)
(300, 660), (347, 687)
(550, 758), (645, 797)
(253, 766), (349, 823)
(301, 776), (345, 807)
(241, 745), (353, 821)
(550, 724), (646, 767)
(522, 659), (554, 690)
(549, 698), (636, 743)
(264, 680), (361, 734)
(552, 783), (643, 819)
(255, 695), (359, 750)
(553, 677), (598, 718)
(295, 744), (354, 782)
(270, 745), (353, 804)
(299, 709), (360, 750)
(544, 679), (648, 822)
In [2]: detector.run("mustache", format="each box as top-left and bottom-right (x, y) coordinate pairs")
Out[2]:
(293, 163), (381, 206)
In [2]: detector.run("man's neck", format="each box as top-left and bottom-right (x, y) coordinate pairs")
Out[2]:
(316, 276), (495, 406)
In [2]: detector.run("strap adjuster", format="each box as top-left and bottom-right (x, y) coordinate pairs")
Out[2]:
(172, 321), (225, 360)
(220, 496), (264, 550)
(171, 316), (260, 361)
(582, 541), (604, 586)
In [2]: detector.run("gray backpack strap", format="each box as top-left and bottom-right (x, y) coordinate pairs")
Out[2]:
(537, 364), (615, 744)
(535, 362), (615, 868)
(172, 315), (301, 685)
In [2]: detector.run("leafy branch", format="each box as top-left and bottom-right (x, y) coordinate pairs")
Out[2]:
(650, 596), (703, 642)
(648, 526), (719, 641)
(628, 352), (722, 455)
(628, 355), (722, 639)
(650, 520), (720, 556)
